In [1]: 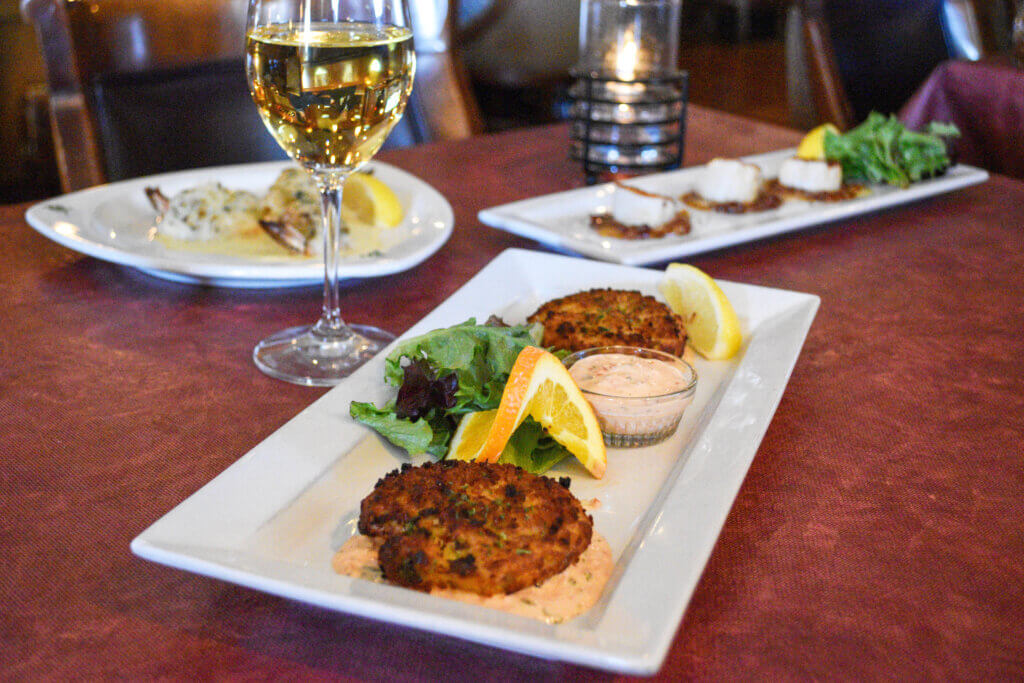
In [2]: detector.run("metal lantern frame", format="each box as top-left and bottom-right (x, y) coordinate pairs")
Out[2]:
(570, 68), (689, 184)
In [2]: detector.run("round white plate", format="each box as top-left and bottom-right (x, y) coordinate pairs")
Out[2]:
(25, 161), (453, 288)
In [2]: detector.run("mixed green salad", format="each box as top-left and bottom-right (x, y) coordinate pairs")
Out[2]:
(350, 319), (572, 474)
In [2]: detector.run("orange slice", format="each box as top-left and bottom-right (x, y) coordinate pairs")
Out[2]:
(448, 410), (498, 462)
(475, 346), (606, 478)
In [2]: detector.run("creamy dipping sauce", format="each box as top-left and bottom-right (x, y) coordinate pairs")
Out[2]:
(568, 352), (695, 446)
(570, 353), (688, 397)
(332, 534), (613, 624)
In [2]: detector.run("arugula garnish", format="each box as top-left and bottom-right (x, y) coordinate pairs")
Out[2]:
(824, 112), (960, 188)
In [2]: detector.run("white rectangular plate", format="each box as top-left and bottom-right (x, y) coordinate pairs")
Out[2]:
(478, 149), (988, 265)
(132, 248), (819, 674)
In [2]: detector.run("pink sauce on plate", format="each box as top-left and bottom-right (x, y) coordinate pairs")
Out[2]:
(332, 534), (612, 624)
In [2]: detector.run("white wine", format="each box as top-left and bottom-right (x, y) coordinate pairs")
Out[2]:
(247, 23), (415, 171)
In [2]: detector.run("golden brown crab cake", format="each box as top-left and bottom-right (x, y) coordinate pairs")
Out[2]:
(359, 461), (593, 596)
(527, 288), (688, 356)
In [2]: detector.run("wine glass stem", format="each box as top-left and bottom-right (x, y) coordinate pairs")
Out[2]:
(314, 170), (352, 339)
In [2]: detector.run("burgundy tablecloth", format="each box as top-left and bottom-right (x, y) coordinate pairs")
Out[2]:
(900, 58), (1024, 179)
(3, 107), (1024, 679)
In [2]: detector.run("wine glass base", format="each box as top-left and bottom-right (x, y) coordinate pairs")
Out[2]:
(253, 324), (395, 386)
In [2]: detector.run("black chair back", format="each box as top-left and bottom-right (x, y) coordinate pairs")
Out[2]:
(823, 0), (950, 122)
(91, 61), (286, 181)
(89, 60), (424, 182)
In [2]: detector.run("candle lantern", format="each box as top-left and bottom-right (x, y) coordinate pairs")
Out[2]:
(570, 0), (687, 184)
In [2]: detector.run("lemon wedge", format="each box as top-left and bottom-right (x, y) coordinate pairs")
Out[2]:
(659, 263), (743, 360)
(796, 123), (839, 160)
(343, 172), (404, 227)
(448, 410), (499, 462)
(476, 346), (606, 478)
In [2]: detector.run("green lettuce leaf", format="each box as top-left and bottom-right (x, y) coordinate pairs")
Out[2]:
(497, 417), (572, 474)
(381, 319), (541, 415)
(349, 401), (439, 455)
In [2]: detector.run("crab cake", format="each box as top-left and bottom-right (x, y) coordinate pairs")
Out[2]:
(528, 288), (688, 356)
(359, 461), (593, 596)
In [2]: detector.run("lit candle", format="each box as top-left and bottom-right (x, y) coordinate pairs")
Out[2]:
(579, 0), (680, 78)
(615, 26), (641, 81)
(603, 25), (648, 100)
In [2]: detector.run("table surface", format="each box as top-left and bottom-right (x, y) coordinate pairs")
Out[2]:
(3, 106), (1023, 680)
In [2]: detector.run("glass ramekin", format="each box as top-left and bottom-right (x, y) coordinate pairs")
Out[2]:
(563, 346), (698, 448)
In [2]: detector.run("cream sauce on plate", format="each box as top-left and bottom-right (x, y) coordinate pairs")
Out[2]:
(333, 534), (613, 624)
(154, 228), (312, 259)
(153, 216), (386, 259)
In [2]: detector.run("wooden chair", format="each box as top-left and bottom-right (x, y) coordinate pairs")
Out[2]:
(22, 0), (483, 193)
(406, 0), (483, 144)
(716, 0), (791, 42)
(453, 0), (577, 129)
(794, 0), (986, 130)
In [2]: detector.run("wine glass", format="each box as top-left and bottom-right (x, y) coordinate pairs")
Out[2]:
(245, 0), (415, 385)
